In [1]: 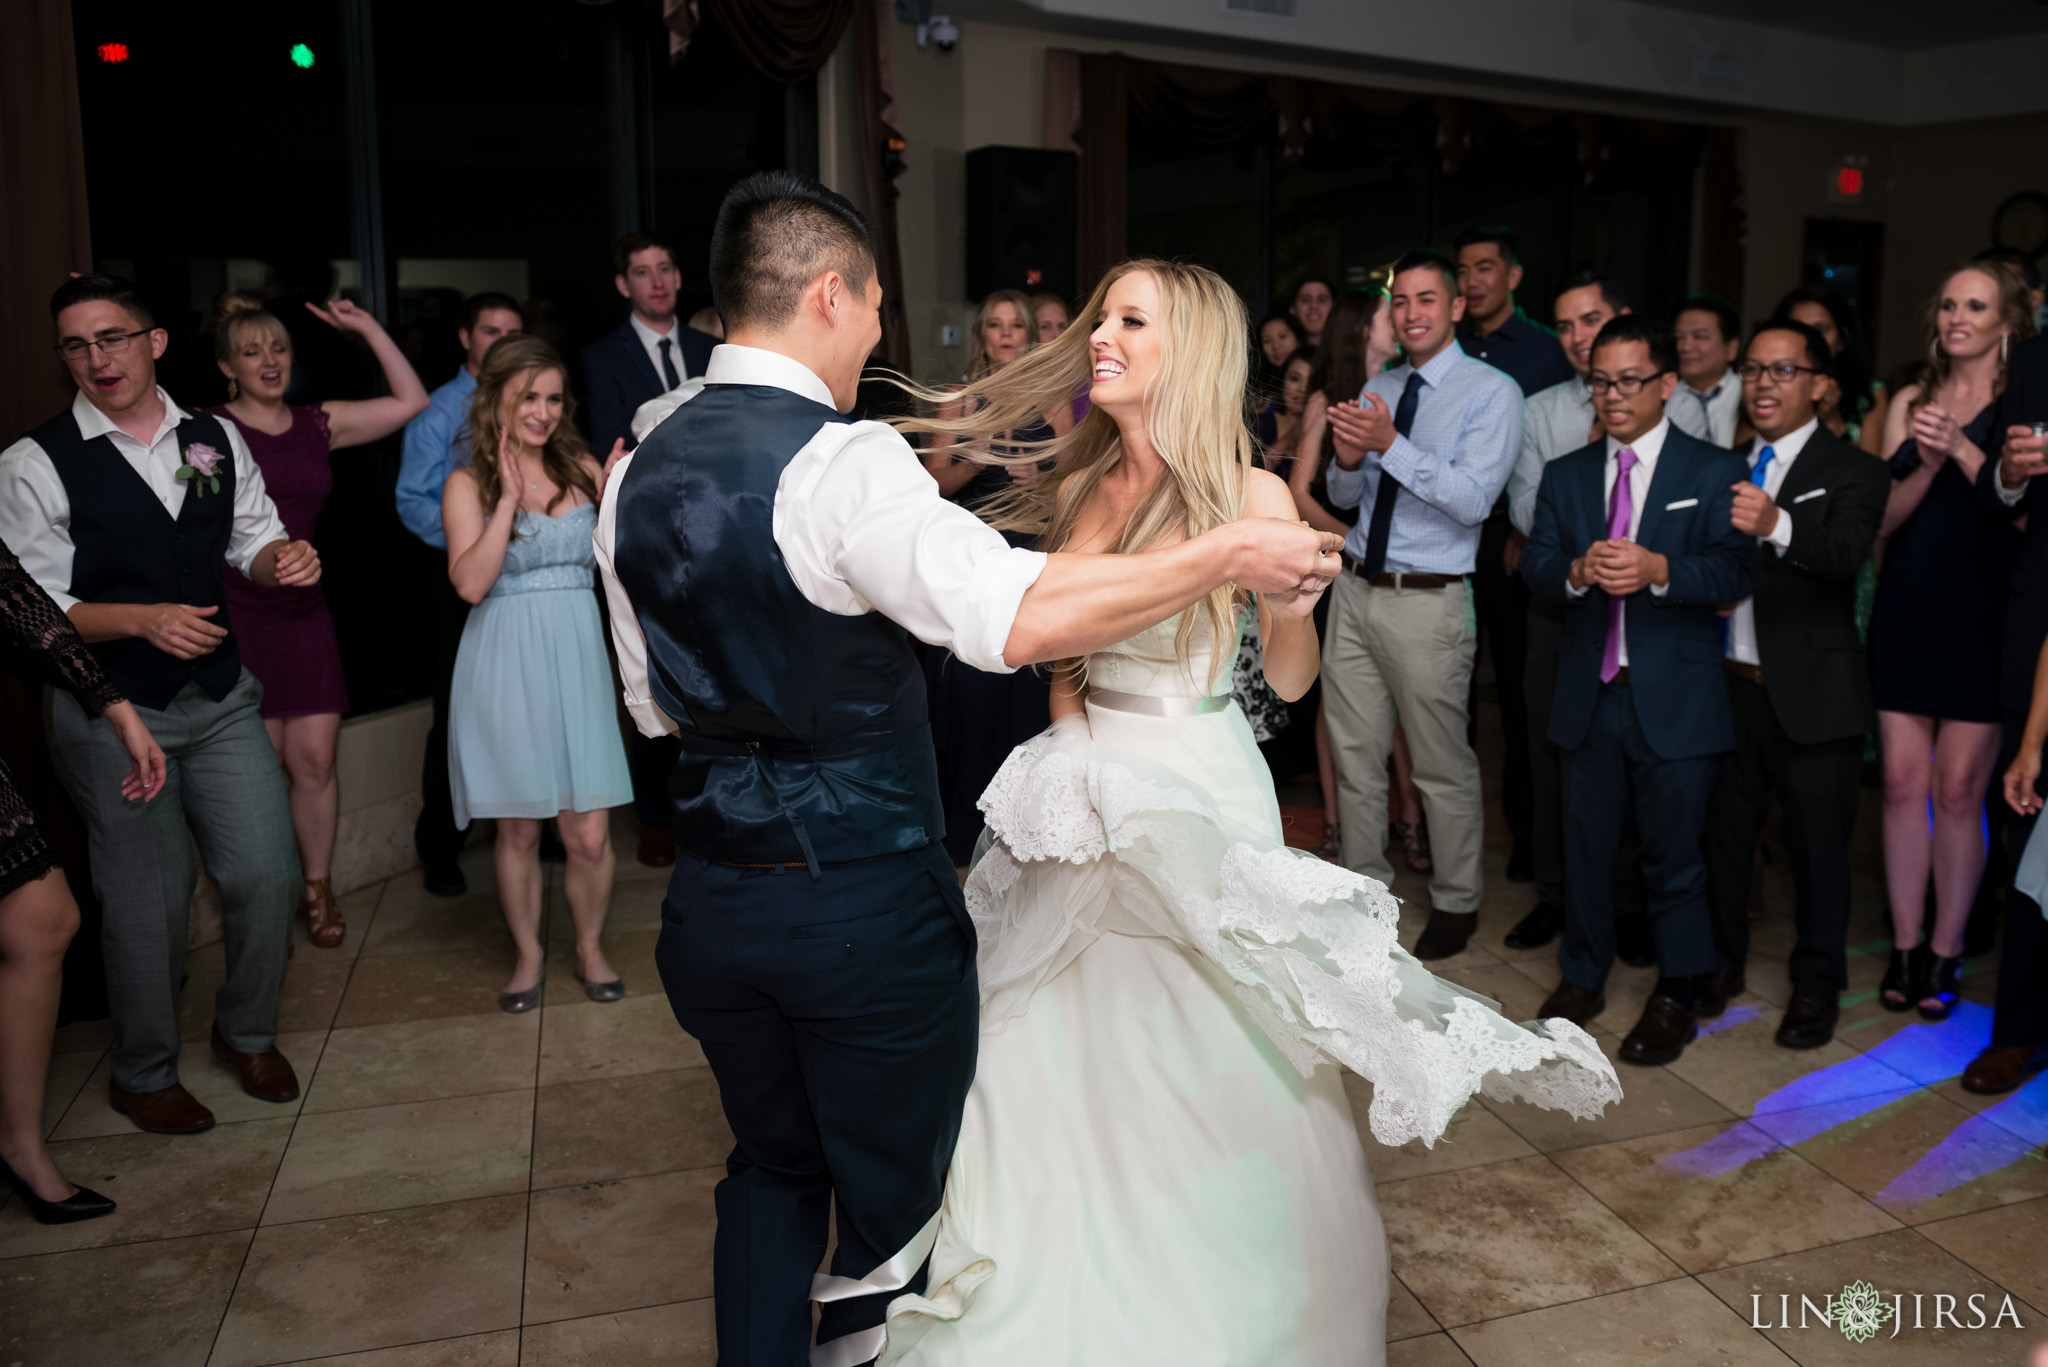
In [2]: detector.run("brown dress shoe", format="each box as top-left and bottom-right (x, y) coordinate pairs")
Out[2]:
(211, 1027), (300, 1103)
(1410, 910), (1477, 961)
(1619, 993), (1698, 1066)
(1536, 980), (1606, 1027)
(1960, 1044), (2046, 1096)
(637, 825), (677, 868)
(108, 1081), (215, 1134)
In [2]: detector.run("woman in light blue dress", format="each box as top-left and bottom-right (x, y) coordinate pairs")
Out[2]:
(443, 336), (631, 1012)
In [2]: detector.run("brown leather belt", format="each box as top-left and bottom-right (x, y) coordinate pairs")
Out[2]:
(1340, 554), (1459, 589)
(1724, 660), (1765, 685)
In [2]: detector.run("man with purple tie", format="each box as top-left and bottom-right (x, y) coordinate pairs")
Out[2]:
(1520, 316), (1753, 1067)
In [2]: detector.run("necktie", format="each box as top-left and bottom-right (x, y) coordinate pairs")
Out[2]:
(1696, 387), (1716, 438)
(1750, 442), (1775, 490)
(658, 337), (681, 390)
(1599, 447), (1639, 684)
(1360, 370), (1425, 578)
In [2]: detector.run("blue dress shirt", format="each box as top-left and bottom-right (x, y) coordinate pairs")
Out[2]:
(1324, 340), (1523, 575)
(396, 368), (476, 550)
(1457, 309), (1576, 398)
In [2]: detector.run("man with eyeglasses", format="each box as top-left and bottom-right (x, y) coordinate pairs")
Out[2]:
(1697, 320), (1887, 1050)
(0, 275), (319, 1137)
(1521, 315), (1752, 1066)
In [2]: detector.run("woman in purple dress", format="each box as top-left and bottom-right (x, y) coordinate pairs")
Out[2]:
(208, 295), (428, 947)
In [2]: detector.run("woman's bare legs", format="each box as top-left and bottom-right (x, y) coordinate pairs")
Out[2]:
(265, 714), (341, 887)
(0, 871), (84, 1202)
(556, 809), (618, 983)
(494, 817), (545, 994)
(1879, 710), (1936, 949)
(1316, 700), (1339, 826)
(1928, 720), (2002, 960)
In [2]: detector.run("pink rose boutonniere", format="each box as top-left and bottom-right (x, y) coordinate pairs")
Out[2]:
(177, 443), (223, 498)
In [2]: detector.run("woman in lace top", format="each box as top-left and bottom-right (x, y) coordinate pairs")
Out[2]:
(0, 535), (164, 1224)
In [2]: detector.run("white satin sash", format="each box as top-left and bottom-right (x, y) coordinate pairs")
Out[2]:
(809, 1209), (942, 1367)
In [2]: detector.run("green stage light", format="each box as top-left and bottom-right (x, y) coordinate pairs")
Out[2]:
(289, 43), (315, 69)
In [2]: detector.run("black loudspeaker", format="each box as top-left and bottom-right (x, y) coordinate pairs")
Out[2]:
(965, 146), (1076, 303)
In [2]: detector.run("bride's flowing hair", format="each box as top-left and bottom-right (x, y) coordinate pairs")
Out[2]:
(889, 259), (1252, 683)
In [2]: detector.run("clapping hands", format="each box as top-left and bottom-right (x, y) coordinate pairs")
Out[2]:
(1911, 402), (1962, 465)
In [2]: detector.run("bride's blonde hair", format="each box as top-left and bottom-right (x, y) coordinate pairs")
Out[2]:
(890, 259), (1252, 682)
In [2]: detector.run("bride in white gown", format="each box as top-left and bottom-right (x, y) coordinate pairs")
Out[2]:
(879, 262), (1622, 1366)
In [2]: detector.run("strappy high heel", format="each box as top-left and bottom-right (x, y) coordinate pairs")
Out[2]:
(302, 876), (345, 949)
(1878, 945), (1924, 1013)
(1917, 954), (1962, 1022)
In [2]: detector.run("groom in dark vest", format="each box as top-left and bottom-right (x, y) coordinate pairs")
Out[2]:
(0, 275), (322, 1136)
(596, 172), (1342, 1367)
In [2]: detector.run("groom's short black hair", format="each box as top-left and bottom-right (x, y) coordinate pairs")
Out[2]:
(51, 273), (155, 330)
(709, 171), (875, 333)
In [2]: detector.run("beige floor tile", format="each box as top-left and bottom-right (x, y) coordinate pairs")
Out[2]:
(51, 1029), (326, 1140)
(266, 1089), (534, 1224)
(1917, 1196), (2048, 1309)
(1387, 1273), (1440, 1342)
(0, 1228), (250, 1367)
(519, 1299), (716, 1365)
(532, 1069), (730, 1190)
(211, 1192), (528, 1367)
(544, 928), (663, 1006)
(1347, 1072), (1538, 1181)
(305, 1011), (539, 1114)
(1450, 1274), (1791, 1366)
(0, 1117), (291, 1256)
(40, 1047), (98, 1139)
(1664, 1004), (1915, 1118)
(286, 1330), (522, 1365)
(363, 886), (512, 959)
(1748, 1085), (2048, 1226)
(537, 994), (704, 1087)
(50, 1016), (113, 1053)
(1552, 1118), (1901, 1274)
(1480, 1026), (1736, 1153)
(1696, 1227), (2044, 1365)
(1386, 1332), (1476, 1366)
(1507, 958), (1662, 1034)
(524, 1168), (719, 1323)
(1378, 1154), (1681, 1326)
(337, 946), (519, 1027)
(549, 878), (669, 940)
(1435, 962), (1555, 1023)
(176, 943), (353, 1041)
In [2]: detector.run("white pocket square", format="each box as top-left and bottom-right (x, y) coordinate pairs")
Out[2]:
(1664, 497), (1698, 510)
(1792, 488), (1825, 503)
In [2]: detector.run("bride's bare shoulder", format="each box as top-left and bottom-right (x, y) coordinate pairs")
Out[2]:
(1241, 465), (1296, 520)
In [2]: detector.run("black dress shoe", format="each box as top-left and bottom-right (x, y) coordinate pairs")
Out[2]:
(1619, 993), (1698, 1066)
(421, 860), (467, 898)
(1411, 909), (1477, 961)
(0, 1155), (116, 1225)
(1505, 842), (1533, 884)
(1616, 915), (1658, 968)
(1536, 980), (1606, 1027)
(1776, 979), (1839, 1049)
(1503, 901), (1565, 951)
(1692, 966), (1743, 1020)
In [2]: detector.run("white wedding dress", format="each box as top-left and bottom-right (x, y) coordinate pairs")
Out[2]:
(880, 611), (1623, 1366)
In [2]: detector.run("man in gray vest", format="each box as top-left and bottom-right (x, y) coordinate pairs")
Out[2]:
(597, 173), (1340, 1367)
(0, 275), (319, 1136)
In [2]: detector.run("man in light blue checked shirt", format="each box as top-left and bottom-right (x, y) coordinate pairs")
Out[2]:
(1324, 249), (1522, 960)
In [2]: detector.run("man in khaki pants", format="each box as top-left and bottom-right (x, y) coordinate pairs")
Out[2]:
(1324, 250), (1522, 960)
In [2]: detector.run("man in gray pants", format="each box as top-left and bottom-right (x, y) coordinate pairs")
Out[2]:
(0, 275), (321, 1134)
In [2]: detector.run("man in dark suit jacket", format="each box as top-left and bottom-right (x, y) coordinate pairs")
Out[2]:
(1970, 330), (2048, 1094)
(580, 232), (716, 460)
(1701, 320), (1888, 1050)
(1522, 316), (1754, 1066)
(581, 231), (716, 868)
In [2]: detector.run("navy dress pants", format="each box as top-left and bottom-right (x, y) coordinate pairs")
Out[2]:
(1558, 683), (1719, 991)
(656, 842), (979, 1367)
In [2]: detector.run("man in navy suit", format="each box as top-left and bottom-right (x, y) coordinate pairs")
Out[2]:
(1521, 315), (1754, 1066)
(582, 232), (717, 867)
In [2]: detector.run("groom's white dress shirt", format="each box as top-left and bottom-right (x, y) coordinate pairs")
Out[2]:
(594, 343), (1047, 738)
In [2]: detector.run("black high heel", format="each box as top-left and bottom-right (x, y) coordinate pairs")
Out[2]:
(0, 1154), (116, 1225)
(1917, 954), (1963, 1022)
(1878, 944), (1924, 1013)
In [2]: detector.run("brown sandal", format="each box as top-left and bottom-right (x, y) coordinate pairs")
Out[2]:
(1392, 819), (1432, 873)
(1317, 818), (1342, 863)
(303, 877), (345, 949)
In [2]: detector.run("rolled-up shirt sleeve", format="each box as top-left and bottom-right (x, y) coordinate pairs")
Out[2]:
(1324, 457), (1366, 511)
(0, 438), (79, 611)
(224, 422), (289, 577)
(776, 422), (1046, 674)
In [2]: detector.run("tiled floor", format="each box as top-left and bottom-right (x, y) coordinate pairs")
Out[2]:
(4, 786), (2047, 1363)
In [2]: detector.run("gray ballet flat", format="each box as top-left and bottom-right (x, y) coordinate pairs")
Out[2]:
(499, 973), (545, 1014)
(575, 970), (625, 1003)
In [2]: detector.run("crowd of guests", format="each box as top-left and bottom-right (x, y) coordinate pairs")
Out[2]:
(3, 216), (2048, 1230)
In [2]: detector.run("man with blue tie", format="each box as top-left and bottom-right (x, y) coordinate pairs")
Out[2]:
(1521, 316), (1754, 1065)
(580, 232), (716, 459)
(1324, 249), (1523, 960)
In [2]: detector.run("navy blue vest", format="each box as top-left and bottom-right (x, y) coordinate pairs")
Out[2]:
(32, 407), (241, 710)
(612, 383), (943, 869)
